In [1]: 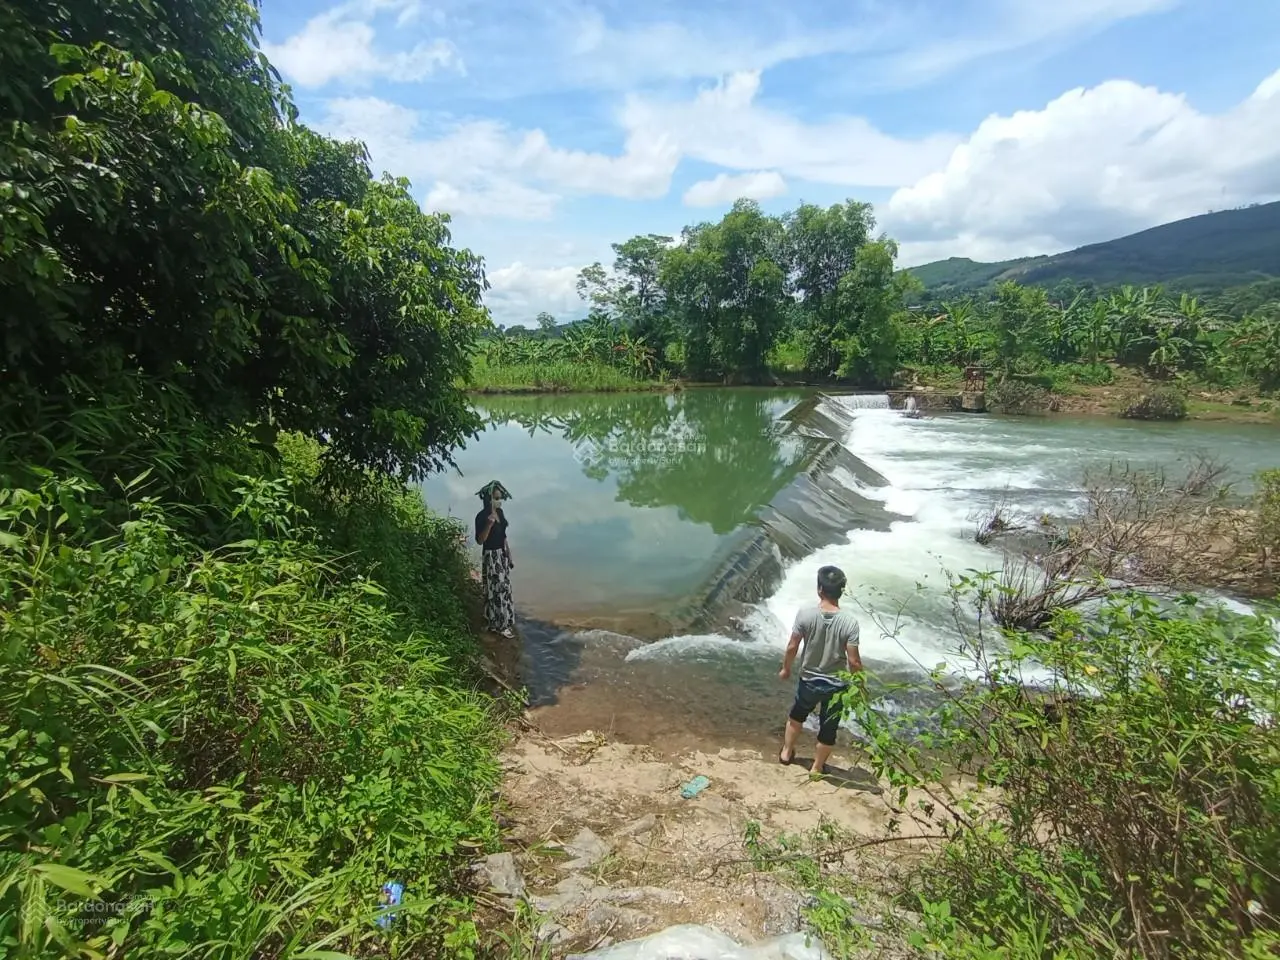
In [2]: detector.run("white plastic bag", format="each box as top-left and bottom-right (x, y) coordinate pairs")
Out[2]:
(567, 924), (830, 960)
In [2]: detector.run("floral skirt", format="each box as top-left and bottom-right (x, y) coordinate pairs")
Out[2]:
(482, 549), (515, 633)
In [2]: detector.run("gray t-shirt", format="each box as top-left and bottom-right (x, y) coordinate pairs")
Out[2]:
(792, 606), (860, 683)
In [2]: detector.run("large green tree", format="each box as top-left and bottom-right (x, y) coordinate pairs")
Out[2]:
(1, 0), (487, 487)
(659, 201), (788, 383)
(783, 201), (875, 377)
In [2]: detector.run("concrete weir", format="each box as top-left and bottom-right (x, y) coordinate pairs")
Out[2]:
(676, 394), (897, 632)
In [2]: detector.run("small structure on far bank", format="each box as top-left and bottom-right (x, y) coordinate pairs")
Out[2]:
(961, 365), (988, 412)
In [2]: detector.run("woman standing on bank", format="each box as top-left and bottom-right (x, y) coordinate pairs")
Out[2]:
(475, 481), (516, 638)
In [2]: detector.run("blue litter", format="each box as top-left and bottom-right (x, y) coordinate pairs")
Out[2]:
(680, 775), (710, 799)
(377, 881), (404, 929)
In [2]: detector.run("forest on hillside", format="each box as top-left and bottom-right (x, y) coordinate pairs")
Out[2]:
(905, 201), (1280, 297)
(479, 200), (1280, 395)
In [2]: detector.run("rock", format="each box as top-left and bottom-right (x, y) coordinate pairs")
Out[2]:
(472, 852), (525, 899)
(758, 880), (807, 936)
(560, 827), (611, 870)
(613, 813), (657, 839)
(585, 903), (651, 935)
(532, 874), (607, 915)
(537, 921), (572, 946)
(599, 886), (687, 907)
(531, 878), (687, 917)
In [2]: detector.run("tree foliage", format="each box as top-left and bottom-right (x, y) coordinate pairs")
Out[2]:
(1, 0), (488, 488)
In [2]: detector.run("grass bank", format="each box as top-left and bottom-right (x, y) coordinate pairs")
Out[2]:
(909, 363), (1280, 423)
(1, 437), (511, 958)
(467, 357), (664, 393)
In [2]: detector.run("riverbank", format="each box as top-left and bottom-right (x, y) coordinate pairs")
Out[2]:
(478, 723), (928, 957)
(469, 362), (1280, 425)
(1047, 368), (1280, 423)
(462, 393), (1280, 957)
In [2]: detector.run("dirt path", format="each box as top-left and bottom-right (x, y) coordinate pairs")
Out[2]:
(479, 720), (936, 957)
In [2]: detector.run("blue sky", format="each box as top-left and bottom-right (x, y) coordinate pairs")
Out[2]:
(259, 0), (1280, 326)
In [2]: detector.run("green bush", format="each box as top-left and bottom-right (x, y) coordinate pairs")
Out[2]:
(850, 589), (1280, 959)
(1255, 469), (1280, 560)
(0, 473), (501, 958)
(469, 357), (651, 393)
(1068, 362), (1115, 385)
(1121, 386), (1188, 420)
(988, 378), (1052, 415)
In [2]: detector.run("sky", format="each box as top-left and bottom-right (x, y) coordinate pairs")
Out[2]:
(259, 0), (1280, 327)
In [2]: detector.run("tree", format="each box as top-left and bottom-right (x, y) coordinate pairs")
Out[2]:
(991, 282), (1051, 374)
(784, 200), (876, 377)
(536, 311), (558, 333)
(576, 262), (621, 316)
(833, 239), (904, 384)
(1, 0), (488, 485)
(1077, 299), (1115, 364)
(659, 201), (788, 383)
(611, 233), (673, 357)
(941, 300), (985, 366)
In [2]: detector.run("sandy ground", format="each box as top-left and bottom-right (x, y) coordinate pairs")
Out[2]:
(482, 720), (940, 957)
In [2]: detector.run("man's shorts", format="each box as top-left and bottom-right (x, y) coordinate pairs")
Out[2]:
(789, 677), (848, 746)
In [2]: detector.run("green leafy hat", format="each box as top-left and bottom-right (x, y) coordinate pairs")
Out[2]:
(476, 480), (512, 501)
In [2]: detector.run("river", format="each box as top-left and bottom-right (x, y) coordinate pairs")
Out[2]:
(422, 389), (1278, 752)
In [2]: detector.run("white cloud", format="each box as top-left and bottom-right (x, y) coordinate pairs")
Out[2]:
(682, 171), (787, 207)
(885, 0), (1178, 87)
(884, 68), (1280, 258)
(317, 97), (680, 220)
(485, 262), (585, 325)
(263, 7), (462, 88)
(429, 0), (1182, 99)
(625, 72), (959, 189)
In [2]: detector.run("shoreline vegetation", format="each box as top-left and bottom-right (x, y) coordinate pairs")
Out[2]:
(3, 2), (1279, 959)
(466, 360), (1280, 423)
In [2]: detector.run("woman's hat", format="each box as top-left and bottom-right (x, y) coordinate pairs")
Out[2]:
(477, 480), (512, 501)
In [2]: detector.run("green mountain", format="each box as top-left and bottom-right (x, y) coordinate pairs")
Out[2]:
(907, 201), (1280, 296)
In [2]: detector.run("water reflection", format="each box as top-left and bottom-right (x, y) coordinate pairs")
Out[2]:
(479, 391), (813, 534)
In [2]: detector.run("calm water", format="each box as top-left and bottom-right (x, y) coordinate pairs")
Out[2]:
(422, 390), (1279, 742)
(422, 390), (819, 624)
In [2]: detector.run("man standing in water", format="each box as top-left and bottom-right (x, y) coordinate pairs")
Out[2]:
(778, 565), (862, 776)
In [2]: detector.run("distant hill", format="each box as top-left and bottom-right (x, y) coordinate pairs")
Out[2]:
(907, 202), (1280, 297)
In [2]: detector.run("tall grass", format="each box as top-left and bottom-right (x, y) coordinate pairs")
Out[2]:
(468, 355), (656, 393)
(847, 586), (1280, 959)
(0, 454), (504, 957)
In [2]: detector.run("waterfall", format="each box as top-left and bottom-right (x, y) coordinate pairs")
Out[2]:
(835, 393), (890, 410)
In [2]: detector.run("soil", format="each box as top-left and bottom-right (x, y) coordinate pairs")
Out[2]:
(485, 728), (933, 957)
(1042, 371), (1278, 423)
(472, 613), (942, 958)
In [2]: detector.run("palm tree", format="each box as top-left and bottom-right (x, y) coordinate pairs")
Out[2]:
(1077, 299), (1114, 364)
(1138, 322), (1196, 378)
(942, 300), (982, 366)
(1109, 285), (1160, 363)
(1041, 293), (1084, 364)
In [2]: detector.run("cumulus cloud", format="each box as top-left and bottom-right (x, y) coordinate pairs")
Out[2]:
(316, 97), (680, 220)
(263, 6), (462, 88)
(625, 72), (958, 188)
(485, 262), (584, 325)
(884, 67), (1280, 258)
(682, 171), (788, 207)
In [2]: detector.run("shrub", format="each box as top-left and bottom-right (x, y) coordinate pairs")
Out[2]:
(1121, 386), (1188, 420)
(850, 590), (1280, 959)
(0, 474), (501, 958)
(1069, 362), (1115, 386)
(1253, 468), (1280, 576)
(988, 378), (1052, 415)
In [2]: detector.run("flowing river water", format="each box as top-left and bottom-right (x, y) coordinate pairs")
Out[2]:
(422, 389), (1278, 754)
